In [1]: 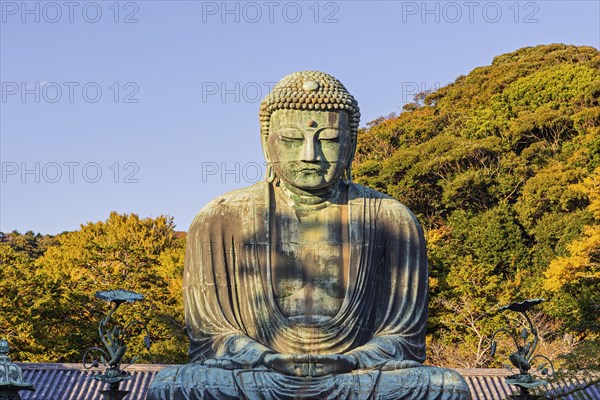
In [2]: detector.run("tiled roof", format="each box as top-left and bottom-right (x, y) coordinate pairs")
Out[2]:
(13, 364), (600, 400)
(18, 363), (159, 400)
(459, 368), (600, 399)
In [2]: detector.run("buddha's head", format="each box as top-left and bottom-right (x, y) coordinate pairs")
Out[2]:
(259, 71), (360, 191)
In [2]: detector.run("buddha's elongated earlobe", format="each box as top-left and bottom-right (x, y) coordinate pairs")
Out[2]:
(262, 134), (276, 182)
(342, 164), (352, 185)
(266, 163), (276, 183)
(342, 136), (356, 185)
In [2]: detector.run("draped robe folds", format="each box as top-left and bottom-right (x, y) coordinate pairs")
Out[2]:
(147, 181), (471, 400)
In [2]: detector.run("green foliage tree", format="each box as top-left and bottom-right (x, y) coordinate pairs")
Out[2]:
(0, 242), (46, 361)
(0, 213), (187, 363)
(355, 44), (600, 368)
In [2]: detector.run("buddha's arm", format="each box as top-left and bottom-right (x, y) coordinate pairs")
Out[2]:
(347, 203), (428, 370)
(184, 204), (275, 368)
(346, 336), (419, 369)
(186, 291), (276, 368)
(201, 333), (275, 369)
(186, 281), (276, 368)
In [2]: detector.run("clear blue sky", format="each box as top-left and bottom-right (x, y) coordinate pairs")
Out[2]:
(1, 0), (599, 234)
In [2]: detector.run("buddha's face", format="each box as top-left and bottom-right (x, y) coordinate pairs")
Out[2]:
(266, 109), (352, 191)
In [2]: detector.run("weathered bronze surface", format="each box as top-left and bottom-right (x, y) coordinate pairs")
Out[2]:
(491, 299), (555, 400)
(83, 289), (150, 397)
(0, 339), (35, 400)
(148, 71), (471, 399)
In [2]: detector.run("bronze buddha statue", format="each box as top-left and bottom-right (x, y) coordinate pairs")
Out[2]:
(148, 71), (471, 400)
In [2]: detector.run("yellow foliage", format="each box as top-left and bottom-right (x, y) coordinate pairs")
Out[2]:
(425, 225), (452, 245)
(429, 277), (439, 291)
(582, 168), (600, 220)
(544, 224), (600, 290)
(544, 168), (600, 292)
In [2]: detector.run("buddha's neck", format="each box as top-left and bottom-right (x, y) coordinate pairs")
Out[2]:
(276, 180), (342, 208)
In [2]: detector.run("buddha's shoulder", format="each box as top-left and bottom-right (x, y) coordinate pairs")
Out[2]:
(206, 182), (266, 206)
(349, 182), (393, 200)
(191, 182), (267, 221)
(349, 183), (419, 223)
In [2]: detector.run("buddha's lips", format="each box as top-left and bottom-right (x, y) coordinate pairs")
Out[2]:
(284, 162), (330, 174)
(298, 168), (322, 173)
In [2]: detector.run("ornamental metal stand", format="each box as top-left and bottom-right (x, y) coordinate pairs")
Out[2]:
(490, 299), (556, 400)
(0, 339), (35, 400)
(82, 290), (151, 400)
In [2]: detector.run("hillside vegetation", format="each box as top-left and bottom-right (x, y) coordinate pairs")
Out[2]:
(354, 44), (599, 368)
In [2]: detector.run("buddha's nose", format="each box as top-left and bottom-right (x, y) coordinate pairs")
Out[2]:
(301, 139), (317, 161)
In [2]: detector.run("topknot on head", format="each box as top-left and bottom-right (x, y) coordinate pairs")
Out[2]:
(259, 71), (360, 138)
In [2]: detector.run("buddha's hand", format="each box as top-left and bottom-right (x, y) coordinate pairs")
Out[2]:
(202, 358), (243, 370)
(308, 354), (359, 377)
(379, 360), (422, 371)
(262, 353), (299, 376)
(263, 353), (358, 377)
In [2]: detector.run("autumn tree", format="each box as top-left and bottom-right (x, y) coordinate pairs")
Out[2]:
(354, 44), (600, 368)
(0, 213), (187, 363)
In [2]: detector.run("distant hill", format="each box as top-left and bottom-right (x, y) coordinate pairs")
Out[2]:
(355, 43), (599, 221)
(354, 44), (599, 368)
